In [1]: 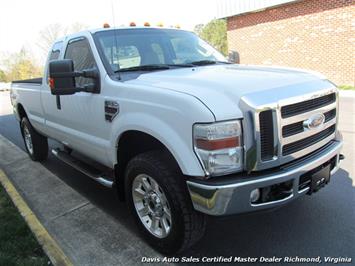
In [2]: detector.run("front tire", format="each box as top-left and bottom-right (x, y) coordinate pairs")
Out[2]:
(125, 151), (206, 254)
(20, 117), (48, 161)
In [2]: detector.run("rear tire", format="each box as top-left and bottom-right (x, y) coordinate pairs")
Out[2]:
(20, 117), (48, 161)
(125, 150), (206, 254)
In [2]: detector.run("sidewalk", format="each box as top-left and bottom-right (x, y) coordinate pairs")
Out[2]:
(0, 135), (161, 266)
(339, 90), (355, 98)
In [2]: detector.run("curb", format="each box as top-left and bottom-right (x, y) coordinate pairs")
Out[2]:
(0, 169), (73, 266)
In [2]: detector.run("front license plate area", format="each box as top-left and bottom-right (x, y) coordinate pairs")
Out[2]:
(308, 165), (331, 194)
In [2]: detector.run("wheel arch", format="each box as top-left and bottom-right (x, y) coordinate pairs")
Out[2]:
(17, 103), (28, 121)
(115, 130), (182, 200)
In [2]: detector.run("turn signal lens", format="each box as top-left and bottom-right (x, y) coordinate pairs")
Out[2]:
(48, 78), (54, 89)
(144, 22), (150, 26)
(103, 23), (110, 28)
(195, 137), (239, 150)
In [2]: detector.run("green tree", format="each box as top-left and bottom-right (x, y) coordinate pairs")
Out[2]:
(194, 24), (204, 36)
(195, 19), (228, 56)
(0, 69), (6, 82)
(2, 48), (42, 82)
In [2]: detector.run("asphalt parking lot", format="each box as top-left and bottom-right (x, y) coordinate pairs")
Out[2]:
(0, 91), (354, 265)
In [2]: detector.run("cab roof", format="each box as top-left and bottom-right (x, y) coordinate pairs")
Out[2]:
(55, 26), (187, 44)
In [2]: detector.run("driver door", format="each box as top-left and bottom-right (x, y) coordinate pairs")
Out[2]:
(53, 37), (111, 165)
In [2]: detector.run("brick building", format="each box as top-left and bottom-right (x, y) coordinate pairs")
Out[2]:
(217, 0), (354, 85)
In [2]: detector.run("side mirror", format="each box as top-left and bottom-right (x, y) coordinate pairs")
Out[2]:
(49, 59), (76, 95)
(49, 59), (100, 95)
(228, 51), (240, 64)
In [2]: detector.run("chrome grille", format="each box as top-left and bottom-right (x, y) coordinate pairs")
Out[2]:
(249, 88), (338, 171)
(281, 93), (336, 118)
(259, 110), (275, 161)
(282, 108), (336, 137)
(282, 125), (336, 156)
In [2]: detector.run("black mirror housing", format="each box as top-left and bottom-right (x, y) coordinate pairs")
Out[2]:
(49, 59), (77, 95)
(49, 59), (100, 95)
(228, 51), (240, 64)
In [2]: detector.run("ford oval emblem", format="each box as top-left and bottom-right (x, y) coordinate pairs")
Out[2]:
(303, 113), (325, 129)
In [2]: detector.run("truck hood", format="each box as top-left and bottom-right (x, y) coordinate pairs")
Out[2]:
(127, 64), (334, 120)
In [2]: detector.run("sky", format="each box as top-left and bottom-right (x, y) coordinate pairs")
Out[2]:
(0, 0), (219, 63)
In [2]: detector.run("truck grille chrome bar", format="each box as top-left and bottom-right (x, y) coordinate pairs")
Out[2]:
(280, 93), (336, 118)
(282, 125), (336, 156)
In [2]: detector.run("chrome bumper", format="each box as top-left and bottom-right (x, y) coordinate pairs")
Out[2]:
(187, 137), (343, 216)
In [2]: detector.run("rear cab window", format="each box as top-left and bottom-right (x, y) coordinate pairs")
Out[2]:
(46, 41), (63, 84)
(49, 41), (63, 61)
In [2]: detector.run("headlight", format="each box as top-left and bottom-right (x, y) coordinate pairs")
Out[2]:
(193, 120), (243, 177)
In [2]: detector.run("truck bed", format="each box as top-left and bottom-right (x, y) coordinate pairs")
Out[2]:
(12, 77), (42, 85)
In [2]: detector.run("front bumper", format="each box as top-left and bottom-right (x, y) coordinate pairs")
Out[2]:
(187, 137), (343, 216)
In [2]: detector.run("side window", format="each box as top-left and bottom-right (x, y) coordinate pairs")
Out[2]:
(49, 41), (63, 61)
(64, 38), (96, 86)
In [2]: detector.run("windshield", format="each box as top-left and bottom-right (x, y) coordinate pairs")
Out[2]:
(94, 28), (227, 72)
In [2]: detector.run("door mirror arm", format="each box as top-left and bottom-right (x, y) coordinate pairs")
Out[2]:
(77, 84), (96, 93)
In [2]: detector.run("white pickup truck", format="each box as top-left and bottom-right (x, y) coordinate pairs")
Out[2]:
(10, 26), (343, 254)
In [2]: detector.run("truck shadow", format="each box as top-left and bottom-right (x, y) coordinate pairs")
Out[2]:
(0, 113), (354, 262)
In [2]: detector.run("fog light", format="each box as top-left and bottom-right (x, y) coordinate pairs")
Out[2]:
(250, 188), (260, 203)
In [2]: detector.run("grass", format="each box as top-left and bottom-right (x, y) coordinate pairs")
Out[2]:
(338, 85), (355, 90)
(0, 185), (50, 266)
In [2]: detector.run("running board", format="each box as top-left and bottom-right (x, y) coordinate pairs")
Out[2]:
(51, 148), (114, 188)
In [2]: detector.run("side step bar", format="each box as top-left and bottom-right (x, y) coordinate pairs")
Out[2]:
(51, 149), (114, 188)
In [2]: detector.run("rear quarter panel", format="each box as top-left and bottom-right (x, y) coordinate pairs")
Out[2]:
(11, 82), (46, 134)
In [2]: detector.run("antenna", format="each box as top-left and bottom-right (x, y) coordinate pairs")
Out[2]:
(111, 0), (121, 80)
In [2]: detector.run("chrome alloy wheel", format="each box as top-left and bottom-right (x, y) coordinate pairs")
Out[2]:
(23, 125), (33, 155)
(132, 174), (172, 238)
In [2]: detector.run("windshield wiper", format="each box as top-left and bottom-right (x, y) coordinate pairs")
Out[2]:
(114, 64), (171, 73)
(188, 60), (232, 66)
(167, 63), (195, 67)
(113, 61), (229, 73)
